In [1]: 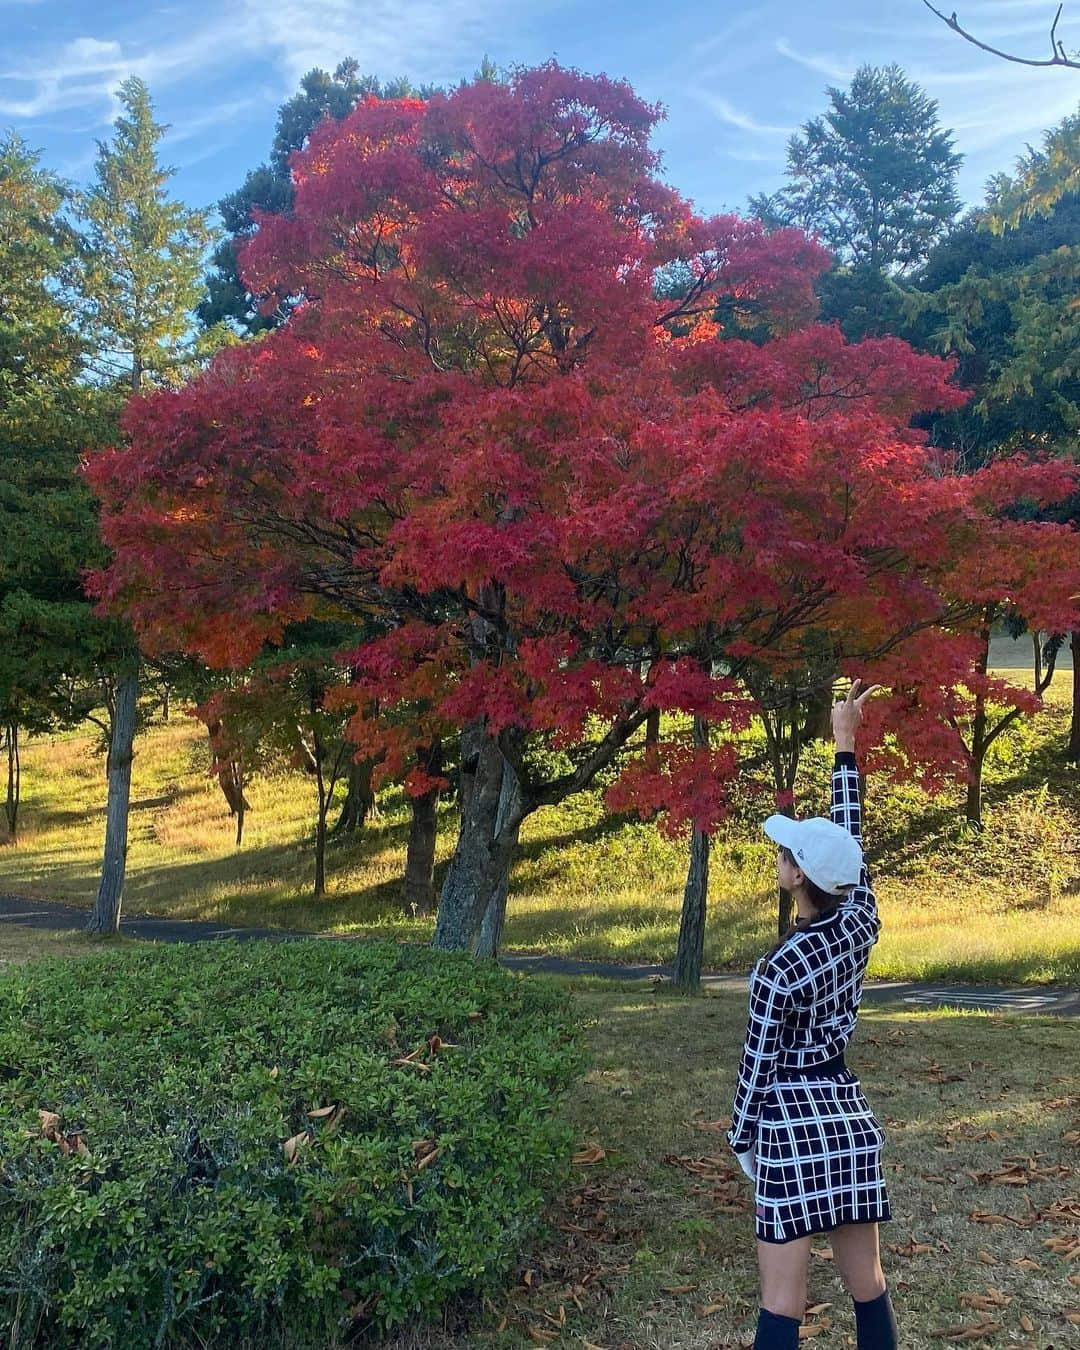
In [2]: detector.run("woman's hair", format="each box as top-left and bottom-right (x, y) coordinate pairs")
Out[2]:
(760, 845), (844, 962)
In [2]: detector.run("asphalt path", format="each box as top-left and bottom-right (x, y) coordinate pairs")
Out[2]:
(2, 894), (1077, 1017)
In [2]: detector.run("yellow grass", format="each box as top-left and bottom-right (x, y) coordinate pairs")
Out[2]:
(1, 669), (1078, 985)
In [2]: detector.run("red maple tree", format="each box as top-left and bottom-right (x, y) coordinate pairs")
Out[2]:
(84, 64), (1080, 953)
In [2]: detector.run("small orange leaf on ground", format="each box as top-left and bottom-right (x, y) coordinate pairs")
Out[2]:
(931, 1317), (1002, 1341)
(572, 1145), (607, 1165)
(1019, 1314), (1035, 1332)
(1009, 1257), (1040, 1271)
(661, 1283), (697, 1295)
(526, 1325), (557, 1344)
(975, 1251), (997, 1265)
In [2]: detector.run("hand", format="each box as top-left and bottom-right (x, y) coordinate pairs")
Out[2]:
(734, 1145), (756, 1182)
(831, 678), (883, 751)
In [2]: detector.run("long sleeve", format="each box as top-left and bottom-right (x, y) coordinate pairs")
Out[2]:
(831, 750), (880, 939)
(726, 959), (793, 1155)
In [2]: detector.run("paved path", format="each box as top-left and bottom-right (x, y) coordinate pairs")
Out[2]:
(3, 894), (1078, 1018)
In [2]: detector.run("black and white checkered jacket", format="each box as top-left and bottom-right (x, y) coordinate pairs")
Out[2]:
(726, 751), (880, 1155)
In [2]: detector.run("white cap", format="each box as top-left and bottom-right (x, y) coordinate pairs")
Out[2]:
(762, 814), (863, 895)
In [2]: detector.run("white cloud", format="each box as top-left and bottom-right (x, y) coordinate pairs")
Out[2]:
(774, 37), (854, 83)
(692, 92), (792, 136)
(0, 0), (519, 125)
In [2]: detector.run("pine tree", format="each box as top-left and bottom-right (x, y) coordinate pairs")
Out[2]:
(78, 77), (211, 933)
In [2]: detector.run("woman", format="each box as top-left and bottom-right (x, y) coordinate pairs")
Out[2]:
(726, 679), (898, 1350)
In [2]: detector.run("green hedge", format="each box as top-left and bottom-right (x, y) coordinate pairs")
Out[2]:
(0, 939), (584, 1348)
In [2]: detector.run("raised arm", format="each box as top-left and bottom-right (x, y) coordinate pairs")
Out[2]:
(830, 679), (881, 938)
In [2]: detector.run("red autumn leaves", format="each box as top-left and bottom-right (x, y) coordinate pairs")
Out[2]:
(82, 62), (1080, 836)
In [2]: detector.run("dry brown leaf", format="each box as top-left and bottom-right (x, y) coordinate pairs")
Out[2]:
(269, 1065), (279, 1078)
(1064, 1308), (1080, 1326)
(572, 1145), (607, 1166)
(526, 1325), (557, 1344)
(1019, 1314), (1035, 1332)
(416, 1146), (441, 1172)
(697, 1302), (726, 1317)
(283, 1130), (311, 1164)
(1009, 1258), (1040, 1271)
(931, 1318), (1002, 1341)
(307, 1104), (337, 1119)
(975, 1251), (998, 1265)
(959, 1289), (1011, 1311)
(661, 1283), (698, 1295)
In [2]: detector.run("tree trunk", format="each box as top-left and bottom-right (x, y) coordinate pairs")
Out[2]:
(87, 668), (138, 934)
(161, 687), (170, 721)
(206, 718), (250, 845)
(1068, 631), (1080, 763)
(330, 756), (379, 835)
(473, 761), (523, 959)
(457, 719), (484, 820)
(403, 741), (443, 916)
(965, 617), (992, 831)
(3, 722), (19, 843)
(433, 734), (512, 952)
(673, 717), (711, 993)
(965, 755), (985, 830)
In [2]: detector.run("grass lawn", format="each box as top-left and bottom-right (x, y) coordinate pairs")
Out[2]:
(2, 934), (1078, 1347)
(1, 669), (1078, 986)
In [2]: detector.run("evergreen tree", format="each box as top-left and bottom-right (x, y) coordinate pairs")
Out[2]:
(76, 77), (212, 932)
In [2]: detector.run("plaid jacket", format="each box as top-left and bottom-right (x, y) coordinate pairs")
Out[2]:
(726, 751), (880, 1155)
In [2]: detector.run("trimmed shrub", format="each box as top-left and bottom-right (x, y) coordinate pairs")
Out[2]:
(0, 939), (584, 1348)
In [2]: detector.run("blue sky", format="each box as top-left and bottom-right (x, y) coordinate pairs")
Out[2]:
(3, 0), (1080, 226)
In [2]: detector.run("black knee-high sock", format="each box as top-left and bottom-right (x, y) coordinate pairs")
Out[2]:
(754, 1305), (801, 1349)
(853, 1285), (898, 1350)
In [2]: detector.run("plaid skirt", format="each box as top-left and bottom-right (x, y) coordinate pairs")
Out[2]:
(754, 1065), (892, 1244)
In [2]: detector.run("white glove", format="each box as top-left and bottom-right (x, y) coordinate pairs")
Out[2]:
(734, 1145), (756, 1181)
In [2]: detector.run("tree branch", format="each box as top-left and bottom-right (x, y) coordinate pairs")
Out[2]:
(922, 2), (1079, 70)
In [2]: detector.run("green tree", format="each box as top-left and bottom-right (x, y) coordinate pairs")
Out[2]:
(911, 144), (1080, 769)
(0, 137), (120, 841)
(751, 65), (962, 340)
(198, 62), (442, 334)
(77, 77), (213, 932)
(752, 64), (962, 273)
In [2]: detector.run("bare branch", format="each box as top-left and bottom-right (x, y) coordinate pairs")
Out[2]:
(921, 1), (1080, 70)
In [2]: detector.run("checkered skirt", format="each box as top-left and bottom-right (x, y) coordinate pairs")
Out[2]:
(754, 1065), (891, 1244)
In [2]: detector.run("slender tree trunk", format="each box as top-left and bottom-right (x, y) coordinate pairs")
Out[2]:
(965, 755), (985, 831)
(403, 741), (443, 915)
(965, 616), (992, 831)
(1068, 631), (1080, 763)
(330, 756), (379, 835)
(161, 687), (170, 721)
(206, 718), (250, 844)
(4, 722), (19, 843)
(87, 668), (138, 934)
(474, 761), (523, 959)
(761, 701), (800, 937)
(673, 716), (711, 992)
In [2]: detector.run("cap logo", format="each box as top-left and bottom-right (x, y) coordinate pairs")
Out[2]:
(796, 849), (805, 860)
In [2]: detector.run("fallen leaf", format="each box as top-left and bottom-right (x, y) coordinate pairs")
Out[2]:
(307, 1104), (337, 1119)
(572, 1145), (607, 1166)
(283, 1130), (311, 1164)
(1019, 1314), (1035, 1332)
